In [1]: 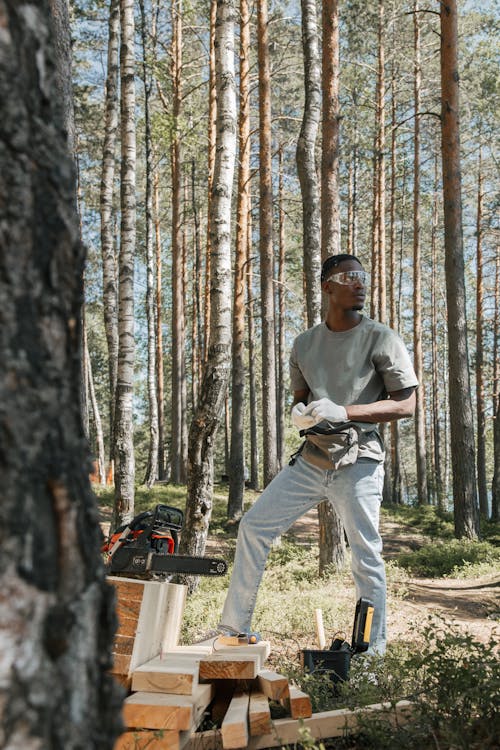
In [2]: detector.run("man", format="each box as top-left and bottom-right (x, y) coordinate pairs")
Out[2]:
(215, 254), (418, 654)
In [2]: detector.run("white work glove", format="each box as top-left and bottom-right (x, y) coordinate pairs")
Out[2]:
(291, 402), (317, 430)
(303, 398), (348, 425)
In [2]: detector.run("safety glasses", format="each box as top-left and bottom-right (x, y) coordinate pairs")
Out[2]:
(326, 270), (369, 286)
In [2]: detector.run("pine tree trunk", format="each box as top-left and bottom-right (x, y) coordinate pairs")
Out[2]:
(431, 160), (445, 509)
(0, 3), (121, 744)
(191, 159), (203, 410)
(114, 0), (137, 526)
(440, 0), (479, 539)
(170, 0), (187, 484)
(413, 1), (428, 505)
(154, 167), (166, 479)
(319, 0), (345, 574)
(228, 0), (251, 519)
(258, 0), (278, 486)
(100, 0), (120, 472)
(492, 398), (500, 522)
(180, 0), (237, 582)
(277, 147), (287, 469)
(297, 0), (321, 328)
(140, 0), (159, 488)
(85, 331), (107, 485)
(475, 151), (488, 517)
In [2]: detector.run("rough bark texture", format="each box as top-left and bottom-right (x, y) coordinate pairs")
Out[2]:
(258, 0), (278, 487)
(321, 0), (341, 259)
(297, 0), (321, 328)
(440, 0), (479, 539)
(228, 0), (251, 519)
(140, 0), (159, 488)
(180, 0), (236, 577)
(413, 1), (428, 505)
(475, 153), (488, 517)
(319, 0), (345, 573)
(114, 0), (137, 526)
(0, 3), (122, 746)
(100, 0), (120, 473)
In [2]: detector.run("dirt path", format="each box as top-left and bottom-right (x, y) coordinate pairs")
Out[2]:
(285, 509), (500, 646)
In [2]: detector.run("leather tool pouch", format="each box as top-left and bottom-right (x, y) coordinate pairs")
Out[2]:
(290, 424), (359, 471)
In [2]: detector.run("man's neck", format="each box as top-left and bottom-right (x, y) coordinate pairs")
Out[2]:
(325, 309), (363, 332)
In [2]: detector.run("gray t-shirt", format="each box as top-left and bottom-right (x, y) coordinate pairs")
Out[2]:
(289, 316), (418, 461)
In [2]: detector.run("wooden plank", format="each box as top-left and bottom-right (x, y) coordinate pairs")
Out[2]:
(199, 655), (261, 681)
(161, 583), (188, 653)
(220, 690), (250, 750)
(256, 670), (290, 701)
(281, 685), (312, 719)
(110, 653), (131, 676)
(248, 690), (272, 736)
(211, 642), (271, 661)
(246, 700), (414, 749)
(108, 577), (148, 602)
(132, 658), (199, 695)
(123, 684), (214, 732)
(114, 729), (181, 750)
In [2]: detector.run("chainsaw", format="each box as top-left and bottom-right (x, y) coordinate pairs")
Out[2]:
(102, 503), (228, 579)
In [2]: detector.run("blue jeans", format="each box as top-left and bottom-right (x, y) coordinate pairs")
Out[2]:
(220, 455), (387, 654)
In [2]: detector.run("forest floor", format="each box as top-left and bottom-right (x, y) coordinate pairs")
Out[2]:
(100, 499), (500, 648)
(203, 508), (500, 648)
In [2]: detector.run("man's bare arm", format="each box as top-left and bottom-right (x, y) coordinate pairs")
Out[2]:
(345, 387), (416, 423)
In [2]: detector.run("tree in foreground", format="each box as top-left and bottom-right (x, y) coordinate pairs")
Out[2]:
(0, 3), (122, 747)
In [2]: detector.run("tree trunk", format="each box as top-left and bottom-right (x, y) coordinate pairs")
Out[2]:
(492, 398), (500, 522)
(85, 331), (107, 485)
(277, 147), (287, 469)
(170, 0), (187, 484)
(296, 0), (321, 328)
(0, 3), (122, 745)
(321, 0), (341, 260)
(246, 211), (260, 490)
(319, 0), (345, 574)
(413, 1), (428, 505)
(228, 0), (251, 519)
(154, 166), (166, 479)
(431, 159), (445, 509)
(258, 0), (278, 486)
(440, 0), (479, 539)
(114, 0), (137, 526)
(140, 0), (159, 488)
(180, 0), (237, 584)
(204, 0), (218, 364)
(191, 158), (203, 410)
(475, 150), (488, 517)
(100, 0), (120, 475)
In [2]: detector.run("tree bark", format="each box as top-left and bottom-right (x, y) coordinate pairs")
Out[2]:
(258, 0), (278, 486)
(180, 0), (237, 583)
(114, 0), (137, 526)
(321, 0), (341, 259)
(228, 0), (251, 519)
(140, 0), (159, 488)
(475, 150), (488, 517)
(100, 0), (120, 477)
(297, 0), (322, 327)
(440, 0), (479, 538)
(0, 3), (122, 745)
(413, 1), (428, 505)
(319, 0), (345, 574)
(170, 0), (187, 484)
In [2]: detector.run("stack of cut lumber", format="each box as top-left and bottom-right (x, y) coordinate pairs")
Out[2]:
(113, 639), (314, 750)
(108, 576), (412, 749)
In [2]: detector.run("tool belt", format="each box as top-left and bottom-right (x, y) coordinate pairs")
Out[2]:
(290, 422), (360, 471)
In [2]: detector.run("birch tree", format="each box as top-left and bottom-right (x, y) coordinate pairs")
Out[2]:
(114, 0), (137, 526)
(100, 0), (120, 479)
(180, 0), (237, 571)
(296, 0), (322, 328)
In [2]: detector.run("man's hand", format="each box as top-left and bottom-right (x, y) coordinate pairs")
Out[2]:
(291, 402), (317, 430)
(303, 398), (347, 425)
